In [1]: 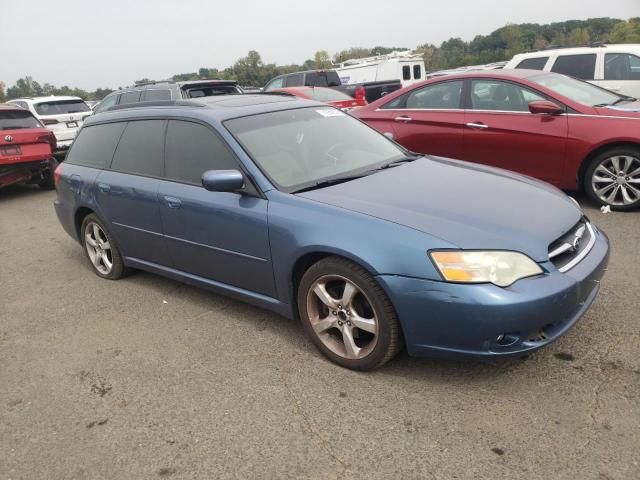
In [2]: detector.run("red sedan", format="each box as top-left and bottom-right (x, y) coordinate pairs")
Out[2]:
(353, 69), (640, 210)
(273, 86), (367, 111)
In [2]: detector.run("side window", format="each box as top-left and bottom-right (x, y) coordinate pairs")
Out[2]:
(515, 57), (549, 70)
(264, 77), (284, 91)
(94, 94), (118, 113)
(284, 74), (304, 87)
(65, 123), (126, 168)
(110, 120), (165, 177)
(402, 65), (411, 81)
(413, 65), (422, 80)
(164, 120), (238, 185)
(119, 91), (142, 104)
(605, 53), (640, 80)
(405, 80), (463, 109)
(551, 54), (597, 80)
(470, 80), (545, 112)
(141, 89), (171, 101)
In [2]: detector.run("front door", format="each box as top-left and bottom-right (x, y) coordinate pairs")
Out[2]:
(158, 120), (276, 297)
(462, 79), (568, 184)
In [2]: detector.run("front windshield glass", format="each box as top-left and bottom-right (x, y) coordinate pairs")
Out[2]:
(530, 73), (623, 106)
(225, 107), (406, 192)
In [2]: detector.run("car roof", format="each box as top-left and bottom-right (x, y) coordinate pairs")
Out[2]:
(84, 94), (326, 126)
(424, 69), (550, 81)
(512, 44), (640, 58)
(9, 95), (85, 103)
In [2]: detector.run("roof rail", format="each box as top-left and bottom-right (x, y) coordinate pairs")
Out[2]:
(527, 40), (610, 53)
(105, 100), (204, 112)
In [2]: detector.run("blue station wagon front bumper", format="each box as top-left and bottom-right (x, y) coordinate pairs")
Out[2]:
(377, 228), (609, 359)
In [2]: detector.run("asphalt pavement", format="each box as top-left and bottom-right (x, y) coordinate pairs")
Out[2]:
(1, 185), (638, 480)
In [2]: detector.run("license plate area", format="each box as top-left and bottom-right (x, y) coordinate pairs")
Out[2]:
(66, 121), (78, 128)
(0, 145), (22, 156)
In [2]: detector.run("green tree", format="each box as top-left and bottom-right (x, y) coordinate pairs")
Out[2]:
(313, 50), (332, 69)
(0, 81), (6, 102)
(610, 18), (640, 43)
(568, 27), (590, 46)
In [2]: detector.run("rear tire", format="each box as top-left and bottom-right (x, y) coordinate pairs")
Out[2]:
(297, 256), (403, 370)
(80, 214), (129, 280)
(38, 158), (58, 190)
(584, 147), (640, 211)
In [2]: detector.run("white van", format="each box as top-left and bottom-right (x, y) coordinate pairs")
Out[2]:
(335, 51), (426, 88)
(505, 44), (640, 98)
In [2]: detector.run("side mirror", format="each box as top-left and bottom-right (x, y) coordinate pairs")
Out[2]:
(528, 100), (563, 115)
(201, 169), (245, 192)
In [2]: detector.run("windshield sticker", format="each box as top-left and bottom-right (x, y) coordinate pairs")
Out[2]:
(316, 109), (346, 118)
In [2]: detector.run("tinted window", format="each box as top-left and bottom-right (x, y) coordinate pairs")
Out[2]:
(34, 100), (90, 115)
(404, 80), (463, 109)
(185, 86), (241, 98)
(285, 74), (304, 87)
(305, 71), (341, 87)
(551, 54), (596, 80)
(516, 57), (549, 70)
(605, 53), (640, 80)
(164, 120), (237, 184)
(402, 66), (411, 81)
(141, 89), (171, 101)
(265, 77), (284, 91)
(119, 91), (142, 104)
(65, 123), (126, 168)
(470, 80), (545, 111)
(413, 65), (422, 80)
(110, 120), (165, 177)
(0, 110), (42, 130)
(94, 94), (118, 113)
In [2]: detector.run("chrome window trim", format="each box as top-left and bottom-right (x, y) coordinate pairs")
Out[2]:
(557, 222), (596, 273)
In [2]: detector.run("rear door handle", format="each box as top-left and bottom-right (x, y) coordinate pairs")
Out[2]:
(394, 116), (413, 123)
(466, 122), (489, 130)
(97, 182), (111, 193)
(164, 196), (182, 209)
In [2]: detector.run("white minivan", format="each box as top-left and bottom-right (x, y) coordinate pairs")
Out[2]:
(505, 44), (640, 98)
(8, 96), (92, 152)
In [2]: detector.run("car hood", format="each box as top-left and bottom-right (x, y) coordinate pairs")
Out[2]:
(297, 157), (582, 262)
(596, 101), (640, 117)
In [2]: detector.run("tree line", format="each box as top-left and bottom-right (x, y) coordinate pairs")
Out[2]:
(1, 17), (638, 102)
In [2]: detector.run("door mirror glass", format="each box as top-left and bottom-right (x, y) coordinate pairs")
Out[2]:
(201, 169), (244, 192)
(528, 100), (564, 115)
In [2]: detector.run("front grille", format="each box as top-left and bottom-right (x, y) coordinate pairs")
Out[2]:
(548, 218), (595, 272)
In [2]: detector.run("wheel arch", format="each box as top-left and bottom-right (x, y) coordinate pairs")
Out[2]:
(74, 206), (95, 240)
(578, 141), (640, 186)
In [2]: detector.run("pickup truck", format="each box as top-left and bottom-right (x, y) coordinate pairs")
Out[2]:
(263, 70), (402, 103)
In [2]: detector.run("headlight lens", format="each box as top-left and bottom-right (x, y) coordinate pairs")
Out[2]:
(429, 250), (543, 287)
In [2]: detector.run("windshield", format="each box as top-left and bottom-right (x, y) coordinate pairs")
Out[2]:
(225, 107), (406, 192)
(530, 73), (623, 106)
(0, 110), (42, 130)
(306, 88), (353, 102)
(34, 100), (90, 115)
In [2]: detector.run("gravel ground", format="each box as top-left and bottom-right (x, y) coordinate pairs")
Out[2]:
(1, 185), (638, 480)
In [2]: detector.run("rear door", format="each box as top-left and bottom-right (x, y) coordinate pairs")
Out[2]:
(157, 119), (275, 297)
(462, 79), (568, 183)
(95, 120), (169, 265)
(385, 79), (466, 158)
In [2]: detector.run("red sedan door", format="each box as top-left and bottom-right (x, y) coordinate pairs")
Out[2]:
(370, 79), (466, 159)
(462, 79), (568, 184)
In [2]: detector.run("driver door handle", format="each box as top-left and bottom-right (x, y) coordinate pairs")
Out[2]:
(466, 122), (489, 130)
(394, 116), (413, 123)
(164, 196), (182, 209)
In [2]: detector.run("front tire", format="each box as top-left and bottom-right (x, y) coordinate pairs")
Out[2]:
(80, 214), (128, 280)
(584, 147), (640, 211)
(297, 256), (403, 370)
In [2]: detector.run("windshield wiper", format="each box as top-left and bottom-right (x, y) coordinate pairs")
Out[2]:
(594, 96), (637, 107)
(377, 153), (423, 170)
(292, 173), (373, 194)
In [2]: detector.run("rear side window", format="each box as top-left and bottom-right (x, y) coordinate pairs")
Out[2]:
(551, 54), (596, 80)
(164, 120), (238, 185)
(402, 66), (411, 81)
(515, 57), (549, 70)
(305, 71), (341, 87)
(285, 74), (304, 87)
(94, 94), (118, 113)
(605, 53), (640, 80)
(264, 77), (284, 91)
(119, 91), (142, 104)
(110, 120), (165, 177)
(34, 100), (90, 115)
(413, 65), (422, 80)
(65, 123), (126, 168)
(141, 89), (171, 101)
(0, 110), (42, 130)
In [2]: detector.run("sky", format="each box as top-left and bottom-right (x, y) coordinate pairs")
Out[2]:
(1, 0), (638, 90)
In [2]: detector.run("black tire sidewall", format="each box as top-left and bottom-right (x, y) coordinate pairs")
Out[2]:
(80, 214), (126, 280)
(297, 256), (402, 371)
(584, 147), (640, 211)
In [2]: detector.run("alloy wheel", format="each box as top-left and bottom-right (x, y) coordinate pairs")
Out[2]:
(84, 222), (113, 275)
(591, 155), (640, 207)
(306, 275), (378, 360)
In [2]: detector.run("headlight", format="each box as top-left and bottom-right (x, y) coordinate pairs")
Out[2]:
(429, 250), (543, 287)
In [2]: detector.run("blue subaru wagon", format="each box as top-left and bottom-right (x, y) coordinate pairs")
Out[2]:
(54, 95), (609, 370)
